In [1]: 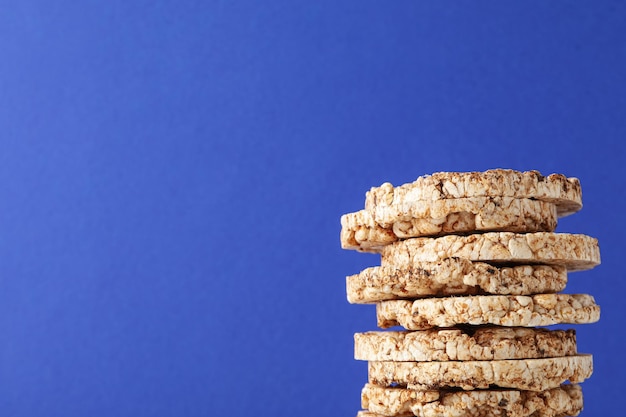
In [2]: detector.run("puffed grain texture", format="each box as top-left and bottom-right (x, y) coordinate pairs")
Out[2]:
(382, 196), (556, 230)
(377, 294), (600, 330)
(364, 170), (582, 217)
(356, 411), (412, 417)
(380, 232), (600, 271)
(341, 210), (398, 251)
(357, 411), (413, 417)
(354, 327), (577, 362)
(360, 384), (439, 415)
(361, 384), (582, 417)
(368, 354), (592, 391)
(341, 198), (558, 252)
(346, 260), (567, 303)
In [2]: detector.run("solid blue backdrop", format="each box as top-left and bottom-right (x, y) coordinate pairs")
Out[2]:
(0, 1), (624, 416)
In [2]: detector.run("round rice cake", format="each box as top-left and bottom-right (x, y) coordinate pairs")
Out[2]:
(367, 354), (592, 392)
(361, 383), (583, 417)
(340, 197), (558, 252)
(361, 384), (439, 416)
(380, 232), (600, 271)
(354, 327), (577, 362)
(346, 260), (567, 304)
(377, 294), (600, 330)
(364, 170), (582, 219)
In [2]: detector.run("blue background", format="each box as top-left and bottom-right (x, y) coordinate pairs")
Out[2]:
(0, 1), (624, 416)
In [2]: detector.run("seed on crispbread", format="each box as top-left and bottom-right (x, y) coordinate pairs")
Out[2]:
(347, 260), (566, 303)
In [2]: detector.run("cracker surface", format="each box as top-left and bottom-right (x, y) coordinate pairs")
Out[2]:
(347, 260), (566, 303)
(355, 327), (577, 361)
(368, 354), (593, 391)
(365, 170), (582, 217)
(377, 294), (600, 330)
(361, 383), (583, 417)
(380, 232), (600, 271)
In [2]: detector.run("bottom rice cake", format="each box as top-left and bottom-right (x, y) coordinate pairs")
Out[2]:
(359, 383), (582, 417)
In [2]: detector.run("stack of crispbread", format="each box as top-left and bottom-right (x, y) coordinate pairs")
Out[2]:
(340, 169), (600, 417)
